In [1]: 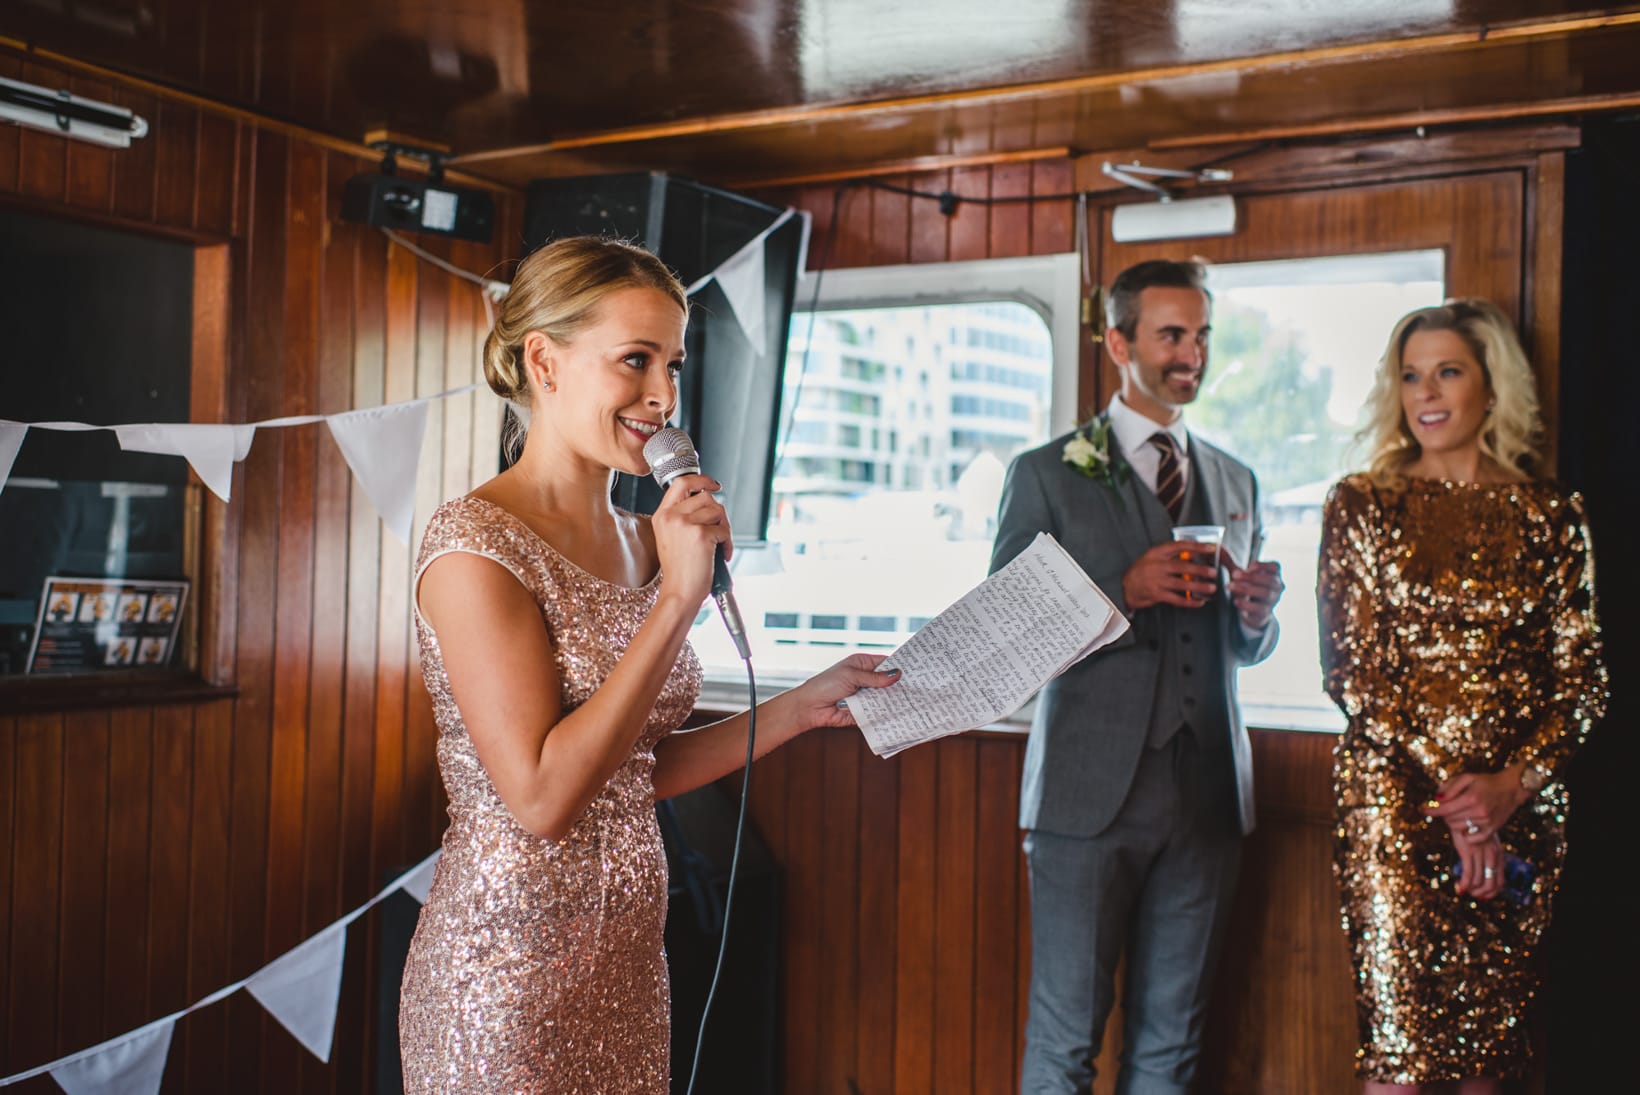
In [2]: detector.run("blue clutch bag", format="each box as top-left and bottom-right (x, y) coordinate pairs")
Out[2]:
(1453, 852), (1537, 905)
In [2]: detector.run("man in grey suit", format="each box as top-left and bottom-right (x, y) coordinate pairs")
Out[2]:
(991, 259), (1285, 1095)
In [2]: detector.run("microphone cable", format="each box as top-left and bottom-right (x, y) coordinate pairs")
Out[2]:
(683, 657), (756, 1095)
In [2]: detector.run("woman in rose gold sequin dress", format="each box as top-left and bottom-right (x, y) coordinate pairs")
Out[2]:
(1318, 299), (1607, 1095)
(397, 237), (898, 1093)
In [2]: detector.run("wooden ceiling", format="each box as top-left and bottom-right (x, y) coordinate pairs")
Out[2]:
(6, 1), (1640, 188)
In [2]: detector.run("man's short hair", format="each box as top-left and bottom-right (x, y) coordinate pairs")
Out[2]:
(1105, 259), (1210, 340)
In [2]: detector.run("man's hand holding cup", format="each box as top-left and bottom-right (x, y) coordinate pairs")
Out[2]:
(1122, 525), (1223, 612)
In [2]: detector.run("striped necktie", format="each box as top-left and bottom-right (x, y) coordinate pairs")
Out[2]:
(1150, 431), (1185, 522)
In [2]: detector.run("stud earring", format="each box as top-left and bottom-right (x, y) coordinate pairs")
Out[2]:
(541, 380), (553, 391)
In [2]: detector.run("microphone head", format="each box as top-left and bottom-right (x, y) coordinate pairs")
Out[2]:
(644, 427), (701, 488)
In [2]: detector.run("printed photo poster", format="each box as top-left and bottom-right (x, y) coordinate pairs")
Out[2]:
(27, 577), (189, 674)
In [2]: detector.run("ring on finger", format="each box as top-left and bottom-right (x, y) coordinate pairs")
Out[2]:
(1464, 818), (1481, 836)
(1482, 865), (1496, 880)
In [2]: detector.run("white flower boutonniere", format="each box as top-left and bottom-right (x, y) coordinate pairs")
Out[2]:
(1061, 418), (1129, 489)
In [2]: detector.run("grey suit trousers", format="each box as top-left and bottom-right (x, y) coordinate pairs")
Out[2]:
(1020, 730), (1242, 1095)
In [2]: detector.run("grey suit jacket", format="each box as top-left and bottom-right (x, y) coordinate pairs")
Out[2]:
(990, 416), (1278, 837)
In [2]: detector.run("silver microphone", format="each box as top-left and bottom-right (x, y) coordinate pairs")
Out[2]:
(643, 427), (751, 661)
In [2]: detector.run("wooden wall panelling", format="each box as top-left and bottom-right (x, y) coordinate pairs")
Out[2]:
(405, 233), (451, 866)
(988, 162), (1033, 260)
(908, 170), (952, 267)
(816, 727), (861, 1095)
(339, 212), (392, 1095)
(370, 237), (420, 890)
(266, 133), (325, 1095)
(1029, 159), (1075, 258)
(16, 61), (67, 203)
(54, 710), (109, 1063)
(853, 737), (899, 1093)
(220, 123), (284, 1095)
(1, 48), (521, 1089)
(932, 738), (979, 1093)
(891, 744), (938, 1094)
(183, 699), (234, 1093)
(1200, 730), (1357, 1095)
(301, 151), (357, 1095)
(108, 83), (158, 222)
(972, 737), (1024, 1094)
(148, 708), (195, 1086)
(102, 708), (152, 1069)
(947, 165), (992, 263)
(1527, 153), (1565, 470)
(781, 731), (826, 1087)
(63, 74), (113, 211)
(869, 175), (913, 268)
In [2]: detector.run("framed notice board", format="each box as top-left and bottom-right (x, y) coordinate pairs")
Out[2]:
(26, 576), (189, 674)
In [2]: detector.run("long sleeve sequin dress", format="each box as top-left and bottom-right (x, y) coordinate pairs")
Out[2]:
(1317, 474), (1606, 1084)
(398, 498), (702, 1093)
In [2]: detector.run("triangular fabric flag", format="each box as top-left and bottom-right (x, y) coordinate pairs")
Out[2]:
(325, 401), (430, 545)
(114, 423), (256, 502)
(0, 423), (27, 498)
(397, 852), (441, 905)
(247, 922), (348, 1063)
(712, 234), (768, 350)
(49, 1019), (174, 1095)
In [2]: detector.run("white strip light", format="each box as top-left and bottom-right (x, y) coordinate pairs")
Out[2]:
(0, 75), (149, 148)
(1102, 160), (1237, 243)
(1111, 195), (1237, 243)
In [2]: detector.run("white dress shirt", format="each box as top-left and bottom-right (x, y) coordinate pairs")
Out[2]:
(1106, 394), (1191, 497)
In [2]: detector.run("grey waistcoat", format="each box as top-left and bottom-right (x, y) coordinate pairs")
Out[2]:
(1136, 469), (1232, 750)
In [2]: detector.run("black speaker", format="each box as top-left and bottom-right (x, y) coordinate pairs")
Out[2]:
(658, 785), (782, 1095)
(522, 172), (804, 541)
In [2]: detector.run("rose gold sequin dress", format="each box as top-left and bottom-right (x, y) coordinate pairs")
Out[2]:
(399, 497), (702, 1093)
(1318, 474), (1606, 1084)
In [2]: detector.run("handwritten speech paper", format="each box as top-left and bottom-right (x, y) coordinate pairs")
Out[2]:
(845, 532), (1128, 757)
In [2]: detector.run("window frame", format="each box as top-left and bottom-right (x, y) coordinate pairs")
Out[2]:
(0, 229), (237, 712)
(693, 252), (1081, 716)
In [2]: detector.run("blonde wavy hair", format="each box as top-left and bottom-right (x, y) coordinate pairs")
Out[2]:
(1357, 298), (1544, 485)
(483, 237), (687, 448)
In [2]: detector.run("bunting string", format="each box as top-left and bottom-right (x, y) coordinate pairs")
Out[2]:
(0, 852), (441, 1093)
(2, 204), (809, 546)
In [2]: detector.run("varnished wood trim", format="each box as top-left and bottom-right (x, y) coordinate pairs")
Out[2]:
(452, 10), (1640, 161)
(1529, 151), (1566, 475)
(0, 673), (238, 714)
(191, 242), (237, 686)
(724, 146), (1075, 190)
(0, 44), (519, 194)
(1150, 92), (1640, 149)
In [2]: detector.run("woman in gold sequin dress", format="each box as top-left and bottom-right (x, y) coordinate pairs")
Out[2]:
(1318, 299), (1607, 1094)
(397, 237), (898, 1093)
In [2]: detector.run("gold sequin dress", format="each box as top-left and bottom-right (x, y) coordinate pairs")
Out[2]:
(399, 497), (702, 1093)
(1318, 474), (1606, 1084)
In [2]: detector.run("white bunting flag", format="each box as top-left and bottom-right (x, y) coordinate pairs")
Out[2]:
(49, 1019), (175, 1095)
(712, 234), (768, 350)
(115, 423), (256, 502)
(397, 852), (441, 905)
(325, 401), (430, 545)
(247, 923), (348, 1063)
(0, 423), (27, 494)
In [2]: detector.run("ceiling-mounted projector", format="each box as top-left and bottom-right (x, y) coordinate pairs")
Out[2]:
(340, 131), (494, 242)
(1110, 195), (1237, 243)
(341, 172), (495, 242)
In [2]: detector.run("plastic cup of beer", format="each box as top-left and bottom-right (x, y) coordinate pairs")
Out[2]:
(1171, 524), (1225, 601)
